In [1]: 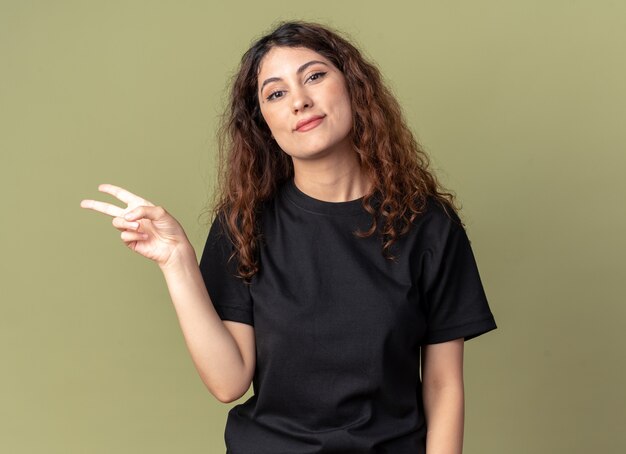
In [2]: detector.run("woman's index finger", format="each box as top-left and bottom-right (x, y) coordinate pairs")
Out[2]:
(97, 183), (146, 204)
(80, 199), (126, 217)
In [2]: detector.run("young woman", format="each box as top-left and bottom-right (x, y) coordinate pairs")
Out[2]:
(81, 21), (497, 454)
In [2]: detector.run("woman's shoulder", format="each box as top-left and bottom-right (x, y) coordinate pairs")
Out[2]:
(413, 194), (464, 233)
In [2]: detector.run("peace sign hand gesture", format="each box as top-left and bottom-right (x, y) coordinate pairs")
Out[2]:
(80, 184), (192, 269)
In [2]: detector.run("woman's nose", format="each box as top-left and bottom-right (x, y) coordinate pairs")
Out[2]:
(292, 88), (313, 113)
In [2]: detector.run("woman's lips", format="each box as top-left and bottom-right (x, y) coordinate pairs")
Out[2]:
(295, 115), (325, 132)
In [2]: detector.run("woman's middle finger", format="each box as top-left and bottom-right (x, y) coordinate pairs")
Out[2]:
(98, 183), (152, 206)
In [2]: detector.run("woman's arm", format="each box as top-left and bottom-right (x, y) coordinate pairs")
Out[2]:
(421, 338), (465, 454)
(160, 245), (256, 403)
(81, 184), (255, 403)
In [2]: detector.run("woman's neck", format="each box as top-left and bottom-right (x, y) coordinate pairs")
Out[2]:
(291, 150), (372, 203)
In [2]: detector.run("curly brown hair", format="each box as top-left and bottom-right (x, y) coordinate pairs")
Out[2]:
(211, 20), (461, 283)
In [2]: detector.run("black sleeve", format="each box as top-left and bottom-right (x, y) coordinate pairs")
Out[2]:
(198, 213), (254, 326)
(420, 213), (497, 345)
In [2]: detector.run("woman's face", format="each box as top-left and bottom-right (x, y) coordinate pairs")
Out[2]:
(257, 46), (353, 162)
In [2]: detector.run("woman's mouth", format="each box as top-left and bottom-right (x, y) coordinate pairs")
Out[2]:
(295, 115), (325, 132)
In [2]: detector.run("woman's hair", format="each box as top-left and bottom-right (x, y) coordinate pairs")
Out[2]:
(212, 20), (461, 282)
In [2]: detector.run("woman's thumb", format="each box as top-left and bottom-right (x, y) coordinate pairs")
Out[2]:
(125, 205), (165, 221)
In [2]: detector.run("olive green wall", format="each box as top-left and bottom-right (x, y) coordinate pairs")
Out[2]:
(1, 1), (624, 453)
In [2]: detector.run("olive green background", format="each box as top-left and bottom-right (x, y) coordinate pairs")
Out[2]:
(1, 1), (624, 453)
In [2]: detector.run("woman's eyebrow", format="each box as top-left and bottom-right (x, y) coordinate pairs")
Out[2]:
(259, 60), (329, 93)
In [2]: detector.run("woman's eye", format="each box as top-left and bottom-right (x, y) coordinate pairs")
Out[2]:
(307, 71), (327, 83)
(266, 90), (285, 101)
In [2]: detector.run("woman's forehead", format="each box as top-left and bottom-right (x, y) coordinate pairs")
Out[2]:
(257, 46), (331, 79)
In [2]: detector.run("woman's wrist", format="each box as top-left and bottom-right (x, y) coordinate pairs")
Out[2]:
(159, 241), (197, 274)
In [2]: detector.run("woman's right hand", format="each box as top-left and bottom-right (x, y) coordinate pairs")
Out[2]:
(80, 183), (192, 269)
